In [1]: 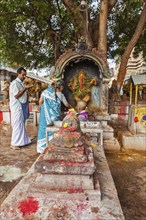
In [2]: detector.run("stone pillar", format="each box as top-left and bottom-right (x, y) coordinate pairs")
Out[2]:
(101, 81), (108, 114)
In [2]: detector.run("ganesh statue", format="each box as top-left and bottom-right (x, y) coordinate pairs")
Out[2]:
(68, 69), (97, 116)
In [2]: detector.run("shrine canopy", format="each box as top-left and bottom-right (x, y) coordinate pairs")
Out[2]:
(53, 49), (110, 80)
(130, 74), (146, 85)
(51, 48), (110, 112)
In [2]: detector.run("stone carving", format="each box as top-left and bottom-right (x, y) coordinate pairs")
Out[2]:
(45, 111), (88, 163)
(35, 110), (95, 175)
(68, 70), (97, 104)
(68, 70), (98, 115)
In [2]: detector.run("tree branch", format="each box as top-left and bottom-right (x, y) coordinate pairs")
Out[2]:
(117, 3), (146, 89)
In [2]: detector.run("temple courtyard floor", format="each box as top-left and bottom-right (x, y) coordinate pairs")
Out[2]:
(0, 123), (145, 220)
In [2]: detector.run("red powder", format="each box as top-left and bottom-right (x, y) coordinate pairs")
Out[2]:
(76, 187), (84, 193)
(18, 196), (39, 217)
(49, 159), (55, 164)
(58, 161), (74, 166)
(64, 161), (74, 166)
(60, 126), (76, 131)
(68, 188), (76, 193)
(76, 148), (84, 153)
(68, 187), (83, 193)
(58, 161), (64, 165)
(77, 203), (87, 212)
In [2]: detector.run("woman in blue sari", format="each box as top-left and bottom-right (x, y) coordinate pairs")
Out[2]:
(37, 80), (70, 153)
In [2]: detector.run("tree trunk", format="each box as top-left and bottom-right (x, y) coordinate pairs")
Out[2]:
(98, 0), (108, 60)
(117, 3), (146, 90)
(91, 0), (117, 48)
(54, 33), (61, 61)
(62, 0), (93, 49)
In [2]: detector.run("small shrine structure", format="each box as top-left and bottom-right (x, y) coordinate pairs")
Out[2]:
(52, 44), (110, 119)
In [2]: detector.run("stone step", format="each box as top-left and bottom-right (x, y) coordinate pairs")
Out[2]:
(103, 138), (121, 151)
(118, 131), (146, 151)
(103, 131), (114, 139)
(32, 173), (95, 191)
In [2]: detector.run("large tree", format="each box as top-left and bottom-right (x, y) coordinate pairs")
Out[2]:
(0, 0), (145, 86)
(117, 3), (146, 89)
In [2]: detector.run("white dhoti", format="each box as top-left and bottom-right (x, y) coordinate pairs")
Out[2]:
(11, 110), (31, 146)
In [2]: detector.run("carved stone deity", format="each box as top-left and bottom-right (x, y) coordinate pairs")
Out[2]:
(68, 69), (97, 111)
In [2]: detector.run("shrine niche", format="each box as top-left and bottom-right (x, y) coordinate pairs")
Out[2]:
(68, 69), (97, 103)
(52, 48), (110, 115)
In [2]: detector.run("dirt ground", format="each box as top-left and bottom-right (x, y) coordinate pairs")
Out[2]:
(0, 124), (39, 205)
(106, 151), (146, 220)
(0, 123), (146, 220)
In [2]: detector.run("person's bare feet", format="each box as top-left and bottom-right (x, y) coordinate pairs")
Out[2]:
(10, 145), (21, 150)
(30, 136), (36, 141)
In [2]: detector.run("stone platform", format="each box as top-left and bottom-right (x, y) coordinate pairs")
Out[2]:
(35, 145), (95, 175)
(0, 137), (124, 219)
(46, 121), (121, 152)
(118, 130), (146, 151)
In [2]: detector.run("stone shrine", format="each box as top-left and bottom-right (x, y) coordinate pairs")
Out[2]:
(34, 111), (97, 194)
(0, 110), (124, 219)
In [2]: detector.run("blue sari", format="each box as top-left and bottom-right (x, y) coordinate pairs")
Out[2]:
(37, 86), (61, 153)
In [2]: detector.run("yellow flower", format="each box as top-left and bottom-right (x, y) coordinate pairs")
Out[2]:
(69, 108), (76, 112)
(91, 143), (97, 148)
(63, 122), (68, 128)
(67, 108), (77, 115)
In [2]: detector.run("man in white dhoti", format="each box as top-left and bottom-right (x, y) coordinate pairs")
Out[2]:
(9, 67), (33, 150)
